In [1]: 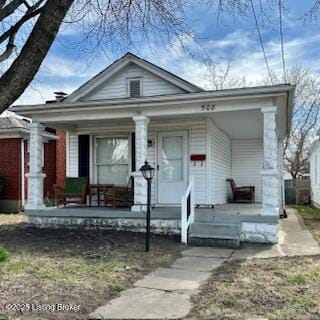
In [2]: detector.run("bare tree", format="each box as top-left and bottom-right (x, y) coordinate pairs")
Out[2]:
(204, 60), (247, 90)
(0, 0), (198, 113)
(260, 68), (320, 178)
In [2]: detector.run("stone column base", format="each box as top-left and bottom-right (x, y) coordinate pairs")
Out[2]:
(261, 169), (280, 216)
(241, 222), (279, 243)
(25, 172), (46, 210)
(131, 171), (147, 212)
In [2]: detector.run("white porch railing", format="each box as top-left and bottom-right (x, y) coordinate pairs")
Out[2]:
(181, 177), (195, 244)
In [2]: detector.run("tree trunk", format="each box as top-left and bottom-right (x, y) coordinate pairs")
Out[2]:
(0, 0), (74, 112)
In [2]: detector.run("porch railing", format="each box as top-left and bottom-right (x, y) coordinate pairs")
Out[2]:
(181, 177), (195, 244)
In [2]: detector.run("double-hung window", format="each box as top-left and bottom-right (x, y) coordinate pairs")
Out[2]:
(96, 137), (129, 185)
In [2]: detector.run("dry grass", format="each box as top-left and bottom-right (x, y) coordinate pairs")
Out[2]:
(0, 214), (181, 320)
(0, 213), (27, 226)
(295, 205), (320, 243)
(190, 256), (320, 320)
(189, 207), (320, 320)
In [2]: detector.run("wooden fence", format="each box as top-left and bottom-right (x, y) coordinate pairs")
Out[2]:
(284, 179), (311, 205)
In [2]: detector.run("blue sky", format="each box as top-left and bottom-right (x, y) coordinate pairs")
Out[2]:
(16, 0), (320, 105)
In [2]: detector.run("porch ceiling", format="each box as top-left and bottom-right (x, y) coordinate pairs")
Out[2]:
(211, 109), (263, 139)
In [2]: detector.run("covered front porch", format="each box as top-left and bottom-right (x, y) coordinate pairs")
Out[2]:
(12, 85), (294, 244)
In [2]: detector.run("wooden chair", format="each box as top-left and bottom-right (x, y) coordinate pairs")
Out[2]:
(54, 177), (88, 207)
(104, 177), (134, 208)
(226, 178), (255, 203)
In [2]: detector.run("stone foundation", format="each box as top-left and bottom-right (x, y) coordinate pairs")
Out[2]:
(28, 216), (181, 235)
(240, 222), (278, 243)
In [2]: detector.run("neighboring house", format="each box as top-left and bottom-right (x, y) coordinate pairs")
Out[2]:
(310, 136), (320, 208)
(0, 116), (59, 212)
(11, 53), (295, 245)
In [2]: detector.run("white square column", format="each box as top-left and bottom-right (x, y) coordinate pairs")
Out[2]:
(131, 116), (150, 212)
(260, 106), (280, 216)
(25, 123), (46, 210)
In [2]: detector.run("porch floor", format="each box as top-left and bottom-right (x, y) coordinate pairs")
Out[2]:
(27, 203), (263, 220)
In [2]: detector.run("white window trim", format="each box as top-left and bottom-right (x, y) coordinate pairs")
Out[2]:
(126, 77), (143, 98)
(93, 134), (132, 185)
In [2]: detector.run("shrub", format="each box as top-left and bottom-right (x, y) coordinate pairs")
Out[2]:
(0, 245), (9, 262)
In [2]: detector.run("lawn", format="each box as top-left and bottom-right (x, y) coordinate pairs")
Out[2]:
(190, 255), (320, 320)
(0, 214), (181, 320)
(295, 205), (320, 243)
(189, 206), (320, 320)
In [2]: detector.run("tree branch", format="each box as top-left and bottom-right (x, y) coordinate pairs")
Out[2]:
(0, 0), (74, 111)
(0, 0), (24, 21)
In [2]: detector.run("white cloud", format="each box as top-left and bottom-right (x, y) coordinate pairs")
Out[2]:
(14, 28), (320, 106)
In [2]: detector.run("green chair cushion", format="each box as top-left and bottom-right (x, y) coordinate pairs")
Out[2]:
(65, 177), (87, 194)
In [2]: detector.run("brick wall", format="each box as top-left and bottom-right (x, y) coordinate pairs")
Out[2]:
(56, 131), (66, 187)
(0, 138), (22, 200)
(1, 132), (64, 204)
(24, 138), (58, 201)
(43, 140), (56, 199)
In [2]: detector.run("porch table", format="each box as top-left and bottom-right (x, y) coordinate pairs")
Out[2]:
(88, 184), (115, 208)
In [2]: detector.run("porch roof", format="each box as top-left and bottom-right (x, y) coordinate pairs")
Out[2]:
(11, 84), (295, 137)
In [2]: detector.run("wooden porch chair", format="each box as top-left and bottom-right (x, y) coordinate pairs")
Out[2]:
(54, 177), (88, 207)
(226, 178), (255, 203)
(104, 177), (134, 208)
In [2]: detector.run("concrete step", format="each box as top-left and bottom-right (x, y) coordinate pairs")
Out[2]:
(190, 222), (241, 237)
(189, 234), (240, 248)
(195, 212), (242, 224)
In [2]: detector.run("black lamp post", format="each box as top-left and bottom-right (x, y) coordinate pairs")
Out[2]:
(140, 161), (155, 252)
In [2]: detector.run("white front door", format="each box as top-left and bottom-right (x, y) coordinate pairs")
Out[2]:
(157, 131), (188, 205)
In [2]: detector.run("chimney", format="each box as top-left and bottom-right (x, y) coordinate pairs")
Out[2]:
(54, 91), (68, 102)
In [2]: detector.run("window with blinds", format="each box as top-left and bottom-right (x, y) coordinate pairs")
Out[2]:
(127, 78), (142, 97)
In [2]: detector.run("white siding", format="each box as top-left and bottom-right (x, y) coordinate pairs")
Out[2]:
(86, 63), (185, 100)
(67, 132), (78, 177)
(231, 139), (263, 202)
(147, 129), (156, 205)
(189, 122), (207, 204)
(74, 119), (208, 205)
(310, 143), (320, 207)
(209, 120), (232, 204)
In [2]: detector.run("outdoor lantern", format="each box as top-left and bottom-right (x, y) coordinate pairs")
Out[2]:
(139, 160), (154, 252)
(140, 161), (155, 180)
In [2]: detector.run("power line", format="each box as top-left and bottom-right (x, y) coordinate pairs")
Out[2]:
(278, 0), (286, 83)
(249, 0), (273, 84)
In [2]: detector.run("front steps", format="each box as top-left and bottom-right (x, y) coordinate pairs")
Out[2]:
(189, 213), (242, 248)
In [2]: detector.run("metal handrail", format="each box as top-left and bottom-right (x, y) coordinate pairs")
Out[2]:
(181, 177), (195, 244)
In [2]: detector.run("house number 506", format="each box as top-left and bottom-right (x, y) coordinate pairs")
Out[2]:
(201, 104), (215, 111)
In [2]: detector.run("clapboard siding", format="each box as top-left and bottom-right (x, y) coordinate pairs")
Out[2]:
(310, 143), (320, 207)
(86, 63), (185, 100)
(231, 139), (263, 202)
(209, 120), (232, 204)
(189, 122), (207, 204)
(147, 130), (156, 205)
(67, 132), (79, 177)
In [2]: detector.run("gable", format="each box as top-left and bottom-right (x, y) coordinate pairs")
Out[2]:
(65, 53), (202, 103)
(84, 63), (186, 101)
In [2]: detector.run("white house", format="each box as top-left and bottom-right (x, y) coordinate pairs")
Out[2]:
(310, 135), (320, 208)
(11, 53), (295, 246)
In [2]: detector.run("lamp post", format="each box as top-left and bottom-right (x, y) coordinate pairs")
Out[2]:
(140, 161), (155, 252)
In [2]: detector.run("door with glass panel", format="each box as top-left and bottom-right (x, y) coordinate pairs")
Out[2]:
(157, 131), (188, 204)
(95, 137), (129, 185)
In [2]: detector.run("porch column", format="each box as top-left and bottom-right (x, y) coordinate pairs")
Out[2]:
(260, 106), (280, 216)
(131, 115), (150, 212)
(25, 123), (46, 210)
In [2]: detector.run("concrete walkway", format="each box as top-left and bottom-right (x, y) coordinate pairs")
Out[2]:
(89, 209), (320, 320)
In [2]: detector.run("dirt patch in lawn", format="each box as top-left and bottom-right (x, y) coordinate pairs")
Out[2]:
(0, 214), (181, 320)
(189, 255), (320, 320)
